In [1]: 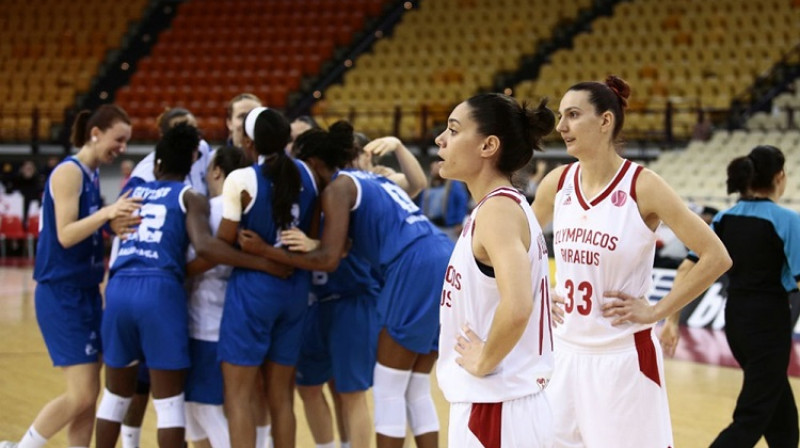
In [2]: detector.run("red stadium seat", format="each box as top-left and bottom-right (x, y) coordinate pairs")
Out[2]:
(0, 215), (28, 259)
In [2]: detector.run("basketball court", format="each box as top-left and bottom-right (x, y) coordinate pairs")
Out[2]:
(1, 266), (798, 447)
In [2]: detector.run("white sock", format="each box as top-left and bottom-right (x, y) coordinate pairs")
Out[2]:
(340, 442), (351, 448)
(316, 443), (335, 448)
(256, 425), (273, 448)
(120, 425), (141, 448)
(18, 426), (47, 448)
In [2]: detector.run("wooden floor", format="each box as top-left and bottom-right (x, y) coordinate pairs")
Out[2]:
(1, 266), (798, 447)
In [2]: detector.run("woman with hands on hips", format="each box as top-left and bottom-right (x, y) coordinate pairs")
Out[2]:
(532, 75), (731, 447)
(434, 93), (557, 448)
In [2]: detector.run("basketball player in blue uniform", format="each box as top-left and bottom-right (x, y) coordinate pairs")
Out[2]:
(216, 107), (318, 448)
(113, 106), (211, 448)
(283, 132), (427, 448)
(238, 121), (454, 448)
(0, 105), (140, 448)
(94, 124), (290, 448)
(293, 240), (380, 448)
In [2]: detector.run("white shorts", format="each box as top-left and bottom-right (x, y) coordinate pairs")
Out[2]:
(185, 402), (230, 448)
(547, 329), (673, 448)
(448, 392), (553, 447)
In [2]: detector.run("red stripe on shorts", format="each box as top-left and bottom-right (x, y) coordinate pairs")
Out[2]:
(634, 328), (661, 386)
(468, 402), (502, 448)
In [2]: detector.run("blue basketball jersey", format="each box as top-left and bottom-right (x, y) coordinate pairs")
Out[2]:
(34, 156), (104, 287)
(312, 251), (381, 302)
(239, 160), (317, 246)
(337, 169), (441, 270)
(230, 159), (318, 281)
(111, 180), (190, 281)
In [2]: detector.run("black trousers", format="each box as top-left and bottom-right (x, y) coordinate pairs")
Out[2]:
(710, 294), (799, 448)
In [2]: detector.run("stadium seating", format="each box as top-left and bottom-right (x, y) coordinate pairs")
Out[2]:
(514, 0), (799, 139)
(314, 0), (594, 140)
(115, 0), (389, 142)
(646, 129), (800, 212)
(0, 215), (28, 259)
(746, 78), (800, 131)
(0, 0), (149, 142)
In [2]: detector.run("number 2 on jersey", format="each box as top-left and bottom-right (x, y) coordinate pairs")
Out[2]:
(134, 203), (167, 243)
(564, 279), (593, 315)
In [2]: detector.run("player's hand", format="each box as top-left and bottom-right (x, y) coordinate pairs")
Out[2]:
(454, 325), (490, 377)
(280, 228), (319, 253)
(658, 320), (680, 357)
(105, 190), (141, 221)
(551, 290), (566, 328)
(109, 215), (141, 240)
(601, 291), (657, 325)
(259, 259), (294, 279)
(238, 229), (268, 255)
(363, 136), (403, 157)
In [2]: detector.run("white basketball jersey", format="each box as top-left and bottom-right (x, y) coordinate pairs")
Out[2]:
(438, 187), (553, 403)
(186, 196), (231, 342)
(552, 160), (657, 348)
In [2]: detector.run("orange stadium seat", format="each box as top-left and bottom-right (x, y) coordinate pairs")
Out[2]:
(0, 0), (149, 142)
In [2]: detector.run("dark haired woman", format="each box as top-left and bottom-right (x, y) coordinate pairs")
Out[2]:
(434, 93), (557, 447)
(689, 145), (798, 447)
(216, 107), (318, 448)
(0, 105), (140, 448)
(532, 76), (731, 446)
(280, 133), (428, 448)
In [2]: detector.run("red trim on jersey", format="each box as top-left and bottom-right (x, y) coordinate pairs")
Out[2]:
(472, 188), (522, 236)
(630, 164), (644, 201)
(468, 402), (503, 448)
(589, 159), (631, 207)
(545, 288), (553, 351)
(556, 163), (573, 192)
(573, 165), (591, 210)
(477, 187), (520, 206)
(489, 192), (522, 204)
(634, 328), (661, 386)
(539, 291), (545, 355)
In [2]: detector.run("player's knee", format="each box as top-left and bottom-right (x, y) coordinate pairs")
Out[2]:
(96, 388), (133, 423)
(64, 386), (100, 415)
(373, 363), (412, 438)
(153, 393), (186, 429)
(406, 372), (439, 436)
(297, 384), (325, 403)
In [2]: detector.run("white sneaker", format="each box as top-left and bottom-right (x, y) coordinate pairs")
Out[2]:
(0, 442), (18, 448)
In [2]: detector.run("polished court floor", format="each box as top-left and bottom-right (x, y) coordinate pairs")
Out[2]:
(1, 266), (797, 447)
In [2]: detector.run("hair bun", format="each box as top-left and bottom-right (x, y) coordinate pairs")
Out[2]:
(525, 98), (556, 150)
(604, 75), (631, 109)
